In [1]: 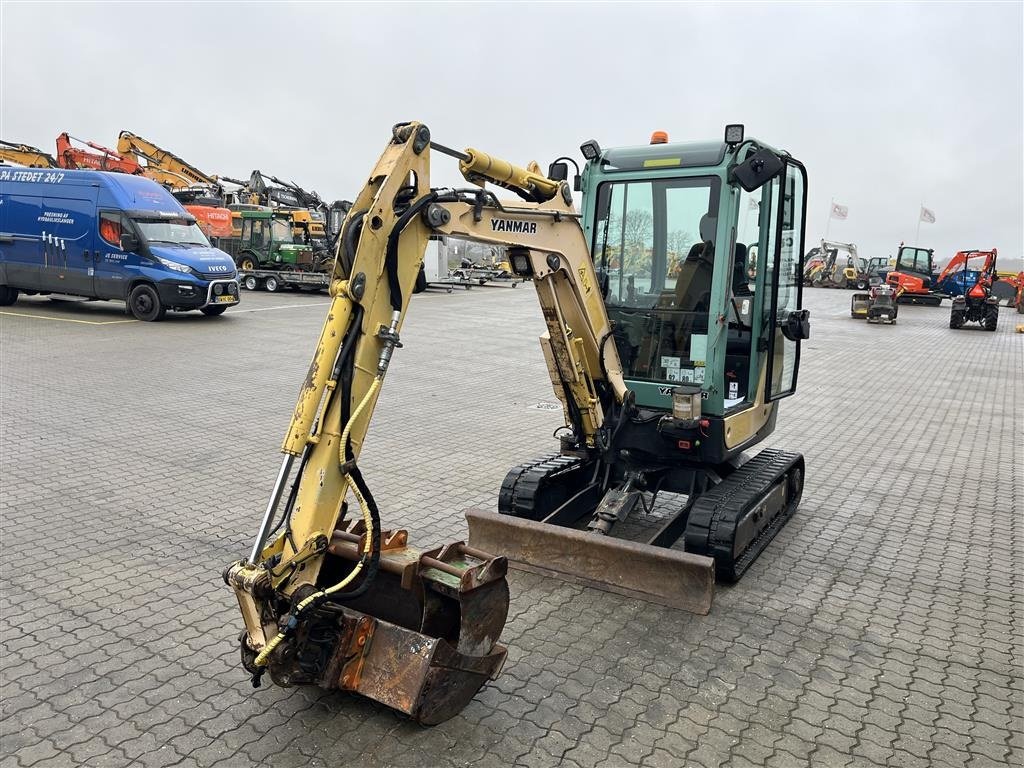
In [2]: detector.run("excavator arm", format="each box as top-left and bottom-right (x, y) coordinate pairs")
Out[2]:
(0, 140), (58, 168)
(225, 121), (629, 723)
(117, 130), (220, 189)
(55, 133), (142, 174)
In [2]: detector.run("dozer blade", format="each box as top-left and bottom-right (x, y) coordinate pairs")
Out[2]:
(465, 509), (715, 614)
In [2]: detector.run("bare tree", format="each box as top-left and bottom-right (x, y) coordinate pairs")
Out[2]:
(668, 229), (695, 263)
(622, 209), (653, 274)
(623, 210), (652, 249)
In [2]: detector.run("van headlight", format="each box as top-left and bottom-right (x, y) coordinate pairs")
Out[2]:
(158, 257), (192, 274)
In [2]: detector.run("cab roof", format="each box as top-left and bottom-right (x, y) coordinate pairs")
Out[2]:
(594, 137), (787, 173)
(598, 140), (727, 172)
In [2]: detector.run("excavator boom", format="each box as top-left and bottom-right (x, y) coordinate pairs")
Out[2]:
(0, 140), (58, 168)
(55, 133), (142, 174)
(117, 130), (220, 190)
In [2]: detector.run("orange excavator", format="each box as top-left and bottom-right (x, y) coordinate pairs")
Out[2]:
(55, 133), (143, 174)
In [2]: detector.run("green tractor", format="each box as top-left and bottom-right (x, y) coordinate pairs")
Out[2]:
(233, 210), (318, 272)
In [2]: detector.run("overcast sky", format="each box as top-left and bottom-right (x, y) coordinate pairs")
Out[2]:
(2, 2), (1021, 268)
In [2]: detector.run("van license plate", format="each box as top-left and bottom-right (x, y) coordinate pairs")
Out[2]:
(216, 296), (236, 304)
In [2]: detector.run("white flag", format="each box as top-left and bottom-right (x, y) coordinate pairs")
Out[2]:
(920, 206), (936, 224)
(830, 202), (848, 220)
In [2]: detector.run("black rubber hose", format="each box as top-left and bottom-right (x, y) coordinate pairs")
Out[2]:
(323, 459), (381, 603)
(340, 209), (367, 275)
(384, 193), (442, 312)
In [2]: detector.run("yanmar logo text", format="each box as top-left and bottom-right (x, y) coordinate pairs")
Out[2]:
(490, 218), (537, 235)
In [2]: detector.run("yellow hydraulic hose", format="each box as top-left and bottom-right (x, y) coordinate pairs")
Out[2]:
(339, 377), (381, 466)
(253, 377), (383, 669)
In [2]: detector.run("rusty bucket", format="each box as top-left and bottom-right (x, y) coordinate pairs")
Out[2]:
(249, 521), (509, 725)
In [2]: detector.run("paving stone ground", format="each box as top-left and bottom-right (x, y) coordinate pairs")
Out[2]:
(1, 284), (1021, 768)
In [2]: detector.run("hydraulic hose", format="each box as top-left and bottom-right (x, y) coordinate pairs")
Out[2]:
(339, 378), (381, 466)
(253, 376), (383, 674)
(253, 188), (443, 679)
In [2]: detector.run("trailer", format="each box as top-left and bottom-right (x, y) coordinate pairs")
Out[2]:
(238, 269), (329, 293)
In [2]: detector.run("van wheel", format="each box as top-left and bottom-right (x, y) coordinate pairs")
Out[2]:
(264, 276), (280, 292)
(128, 284), (166, 321)
(201, 305), (228, 317)
(0, 286), (19, 306)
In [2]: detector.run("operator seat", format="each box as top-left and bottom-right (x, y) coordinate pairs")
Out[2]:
(671, 214), (716, 357)
(673, 214), (717, 312)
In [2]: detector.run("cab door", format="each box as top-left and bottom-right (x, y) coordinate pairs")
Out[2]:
(765, 161), (808, 400)
(40, 187), (99, 295)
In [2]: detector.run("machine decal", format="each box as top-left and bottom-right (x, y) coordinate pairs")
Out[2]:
(491, 218), (537, 234)
(0, 169), (64, 183)
(577, 266), (592, 294)
(37, 211), (75, 225)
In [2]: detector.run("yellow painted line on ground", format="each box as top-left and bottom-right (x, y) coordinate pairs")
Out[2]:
(230, 302), (332, 313)
(0, 310), (137, 326)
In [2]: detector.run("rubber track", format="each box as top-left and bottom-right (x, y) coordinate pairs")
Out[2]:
(498, 454), (590, 520)
(684, 448), (803, 582)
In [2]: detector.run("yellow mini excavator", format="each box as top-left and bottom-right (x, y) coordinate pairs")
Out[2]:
(225, 122), (810, 724)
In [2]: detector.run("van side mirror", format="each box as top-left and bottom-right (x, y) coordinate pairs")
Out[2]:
(730, 148), (784, 192)
(120, 232), (139, 252)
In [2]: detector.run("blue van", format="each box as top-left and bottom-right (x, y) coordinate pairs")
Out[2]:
(0, 167), (240, 320)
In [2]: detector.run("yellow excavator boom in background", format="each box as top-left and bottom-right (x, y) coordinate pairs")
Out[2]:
(0, 140), (58, 168)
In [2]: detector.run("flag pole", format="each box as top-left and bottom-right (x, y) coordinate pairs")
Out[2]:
(825, 197), (833, 240)
(915, 203), (921, 244)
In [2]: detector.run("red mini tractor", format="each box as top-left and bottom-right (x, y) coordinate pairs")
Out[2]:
(948, 250), (1000, 331)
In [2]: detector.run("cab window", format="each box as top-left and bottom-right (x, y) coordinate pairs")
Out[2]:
(99, 212), (126, 247)
(592, 176), (721, 383)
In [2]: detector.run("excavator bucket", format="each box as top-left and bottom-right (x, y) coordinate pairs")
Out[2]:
(245, 521), (509, 725)
(465, 510), (716, 614)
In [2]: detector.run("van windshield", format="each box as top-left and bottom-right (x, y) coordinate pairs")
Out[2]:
(133, 217), (210, 247)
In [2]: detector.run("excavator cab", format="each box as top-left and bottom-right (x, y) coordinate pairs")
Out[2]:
(886, 244), (942, 305)
(584, 134), (807, 418)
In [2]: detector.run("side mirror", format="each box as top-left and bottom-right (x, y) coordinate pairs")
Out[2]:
(781, 309), (811, 341)
(730, 148), (784, 192)
(547, 161), (582, 193)
(548, 161), (568, 182)
(120, 232), (139, 252)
